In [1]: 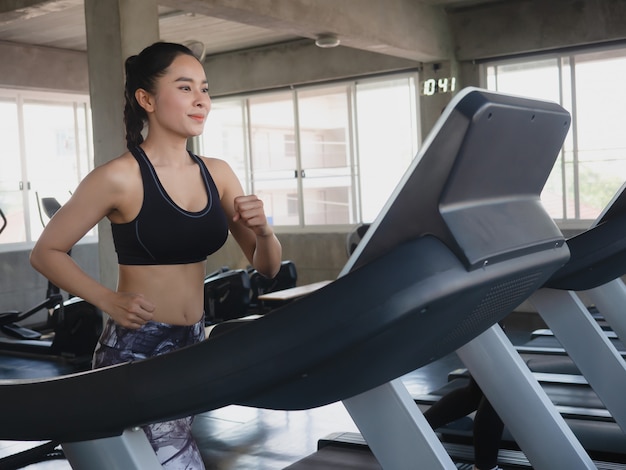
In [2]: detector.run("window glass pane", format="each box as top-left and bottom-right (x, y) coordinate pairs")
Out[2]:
(0, 98), (25, 243)
(486, 58), (569, 220)
(76, 102), (93, 181)
(297, 85), (353, 225)
(205, 73), (420, 228)
(0, 99), (21, 185)
(573, 49), (626, 219)
(355, 77), (417, 222)
(202, 99), (248, 191)
(22, 100), (81, 239)
(486, 50), (626, 223)
(486, 59), (560, 102)
(249, 92), (297, 226)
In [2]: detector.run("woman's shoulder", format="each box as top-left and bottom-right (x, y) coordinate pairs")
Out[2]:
(197, 156), (240, 196)
(95, 151), (138, 177)
(199, 155), (230, 170)
(198, 155), (237, 179)
(83, 151), (140, 192)
(100, 151), (137, 170)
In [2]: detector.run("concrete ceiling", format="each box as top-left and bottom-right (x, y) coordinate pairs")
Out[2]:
(0, 0), (506, 62)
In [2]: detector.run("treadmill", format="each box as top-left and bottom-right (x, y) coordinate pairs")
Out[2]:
(0, 87), (590, 470)
(520, 181), (626, 432)
(409, 181), (626, 465)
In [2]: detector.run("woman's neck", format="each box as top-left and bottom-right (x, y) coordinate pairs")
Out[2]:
(140, 135), (190, 165)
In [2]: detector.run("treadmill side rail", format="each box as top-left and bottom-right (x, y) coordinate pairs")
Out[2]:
(62, 428), (161, 470)
(530, 287), (626, 433)
(343, 379), (457, 470)
(457, 325), (596, 470)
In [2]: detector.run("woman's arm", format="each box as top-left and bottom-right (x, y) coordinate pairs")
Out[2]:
(232, 193), (282, 278)
(31, 165), (116, 303)
(30, 157), (155, 328)
(207, 158), (282, 278)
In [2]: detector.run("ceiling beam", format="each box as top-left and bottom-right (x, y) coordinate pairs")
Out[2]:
(0, 0), (80, 23)
(158, 0), (453, 62)
(449, 0), (626, 60)
(204, 39), (421, 96)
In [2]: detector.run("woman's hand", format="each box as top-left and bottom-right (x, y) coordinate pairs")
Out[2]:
(232, 194), (273, 237)
(104, 292), (155, 329)
(231, 194), (282, 278)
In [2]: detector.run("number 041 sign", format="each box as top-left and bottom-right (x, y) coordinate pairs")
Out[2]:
(420, 77), (457, 96)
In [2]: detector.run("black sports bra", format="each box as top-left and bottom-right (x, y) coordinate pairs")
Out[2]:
(111, 146), (228, 265)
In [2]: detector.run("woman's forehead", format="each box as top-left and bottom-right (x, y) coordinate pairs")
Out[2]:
(163, 54), (207, 81)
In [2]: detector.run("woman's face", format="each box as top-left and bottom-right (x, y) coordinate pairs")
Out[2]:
(142, 53), (211, 139)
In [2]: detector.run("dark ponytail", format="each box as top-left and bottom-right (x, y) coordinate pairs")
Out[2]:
(123, 42), (196, 150)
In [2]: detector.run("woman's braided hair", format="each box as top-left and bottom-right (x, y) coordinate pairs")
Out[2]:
(123, 42), (196, 150)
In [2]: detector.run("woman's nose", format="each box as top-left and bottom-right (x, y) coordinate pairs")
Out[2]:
(196, 93), (210, 106)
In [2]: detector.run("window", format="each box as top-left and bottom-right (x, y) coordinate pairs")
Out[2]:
(200, 73), (419, 228)
(202, 98), (249, 190)
(248, 91), (299, 226)
(297, 85), (353, 225)
(485, 46), (626, 223)
(0, 89), (93, 249)
(0, 98), (23, 244)
(355, 76), (418, 222)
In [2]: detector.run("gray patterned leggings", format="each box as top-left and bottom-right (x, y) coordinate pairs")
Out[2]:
(92, 316), (206, 469)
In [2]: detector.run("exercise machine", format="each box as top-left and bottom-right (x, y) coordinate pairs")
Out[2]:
(0, 205), (6, 234)
(203, 268), (252, 324)
(517, 181), (626, 433)
(0, 198), (64, 342)
(248, 260), (298, 313)
(0, 88), (591, 469)
(203, 260), (298, 324)
(401, 181), (626, 468)
(0, 199), (102, 365)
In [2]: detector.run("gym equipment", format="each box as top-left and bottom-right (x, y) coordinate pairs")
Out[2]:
(0, 198), (63, 342)
(203, 268), (252, 324)
(0, 297), (102, 364)
(248, 260), (298, 313)
(412, 369), (626, 465)
(403, 180), (626, 469)
(0, 206), (6, 234)
(0, 88), (588, 469)
(511, 182), (626, 457)
(203, 261), (298, 323)
(346, 223), (370, 256)
(517, 181), (626, 432)
(0, 199), (102, 365)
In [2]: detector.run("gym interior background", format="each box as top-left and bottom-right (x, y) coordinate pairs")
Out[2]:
(1, 0), (626, 320)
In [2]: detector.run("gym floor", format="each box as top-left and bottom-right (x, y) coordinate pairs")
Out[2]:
(0, 315), (541, 469)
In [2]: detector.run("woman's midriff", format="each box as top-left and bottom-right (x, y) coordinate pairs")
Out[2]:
(117, 262), (206, 325)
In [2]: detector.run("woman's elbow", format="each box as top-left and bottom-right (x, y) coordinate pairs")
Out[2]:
(29, 241), (54, 274)
(29, 244), (44, 272)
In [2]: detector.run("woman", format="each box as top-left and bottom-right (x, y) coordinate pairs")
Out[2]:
(30, 41), (282, 469)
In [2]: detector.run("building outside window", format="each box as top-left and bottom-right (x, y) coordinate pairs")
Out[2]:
(484, 46), (626, 226)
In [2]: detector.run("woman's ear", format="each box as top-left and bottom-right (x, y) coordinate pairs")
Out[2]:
(135, 88), (155, 113)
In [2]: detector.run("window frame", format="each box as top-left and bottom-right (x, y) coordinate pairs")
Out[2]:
(0, 87), (93, 253)
(200, 71), (420, 233)
(480, 43), (626, 231)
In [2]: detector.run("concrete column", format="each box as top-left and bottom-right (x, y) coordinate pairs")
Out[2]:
(83, 0), (159, 291)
